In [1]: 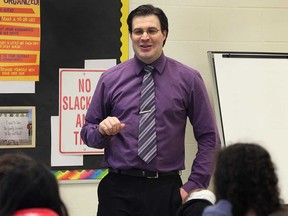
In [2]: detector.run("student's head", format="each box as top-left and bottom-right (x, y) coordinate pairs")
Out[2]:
(127, 4), (168, 64)
(214, 143), (282, 216)
(0, 160), (69, 216)
(0, 152), (33, 182)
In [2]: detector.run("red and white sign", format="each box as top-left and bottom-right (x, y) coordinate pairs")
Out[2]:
(59, 69), (104, 154)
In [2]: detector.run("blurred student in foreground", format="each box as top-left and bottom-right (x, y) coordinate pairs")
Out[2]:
(0, 156), (69, 216)
(203, 143), (288, 216)
(0, 152), (33, 182)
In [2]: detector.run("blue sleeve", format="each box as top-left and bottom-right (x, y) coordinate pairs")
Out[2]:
(202, 200), (232, 216)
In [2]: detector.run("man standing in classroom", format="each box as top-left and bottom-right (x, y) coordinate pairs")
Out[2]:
(81, 4), (221, 216)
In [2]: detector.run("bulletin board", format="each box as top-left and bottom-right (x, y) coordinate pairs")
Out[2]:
(208, 51), (288, 203)
(0, 0), (129, 179)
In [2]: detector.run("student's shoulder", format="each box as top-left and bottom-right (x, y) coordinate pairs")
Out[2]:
(202, 200), (232, 216)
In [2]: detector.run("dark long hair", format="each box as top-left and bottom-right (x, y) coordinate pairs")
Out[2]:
(127, 4), (169, 46)
(0, 152), (33, 182)
(0, 160), (69, 216)
(214, 143), (282, 216)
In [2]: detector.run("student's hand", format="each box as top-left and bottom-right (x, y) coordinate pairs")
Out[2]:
(180, 188), (203, 203)
(99, 116), (125, 136)
(180, 188), (188, 203)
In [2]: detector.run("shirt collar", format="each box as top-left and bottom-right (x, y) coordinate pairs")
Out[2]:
(134, 52), (166, 76)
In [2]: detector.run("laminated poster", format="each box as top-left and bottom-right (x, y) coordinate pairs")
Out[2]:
(0, 0), (40, 81)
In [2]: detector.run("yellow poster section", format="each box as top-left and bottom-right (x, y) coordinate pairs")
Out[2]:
(0, 1), (40, 81)
(120, 0), (129, 63)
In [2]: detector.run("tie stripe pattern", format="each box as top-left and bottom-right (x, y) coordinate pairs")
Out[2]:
(138, 65), (157, 163)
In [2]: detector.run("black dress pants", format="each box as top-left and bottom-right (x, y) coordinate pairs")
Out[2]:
(97, 172), (183, 216)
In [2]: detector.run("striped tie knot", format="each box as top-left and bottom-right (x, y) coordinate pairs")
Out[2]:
(144, 65), (154, 73)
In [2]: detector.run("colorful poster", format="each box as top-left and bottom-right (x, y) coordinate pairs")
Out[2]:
(0, 0), (40, 81)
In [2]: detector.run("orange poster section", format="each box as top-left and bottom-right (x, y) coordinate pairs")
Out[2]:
(0, 2), (40, 81)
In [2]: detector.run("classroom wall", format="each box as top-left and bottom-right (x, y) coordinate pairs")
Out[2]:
(59, 1), (288, 215)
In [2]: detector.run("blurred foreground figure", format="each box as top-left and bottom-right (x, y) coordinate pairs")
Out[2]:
(0, 157), (69, 216)
(203, 143), (287, 216)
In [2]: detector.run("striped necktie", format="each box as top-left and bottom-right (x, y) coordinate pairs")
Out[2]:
(138, 65), (157, 163)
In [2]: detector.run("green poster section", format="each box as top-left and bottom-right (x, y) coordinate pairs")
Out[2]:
(0, 0), (128, 177)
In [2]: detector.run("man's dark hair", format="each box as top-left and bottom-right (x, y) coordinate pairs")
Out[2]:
(127, 4), (169, 46)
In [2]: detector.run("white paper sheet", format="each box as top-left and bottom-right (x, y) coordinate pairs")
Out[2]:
(0, 81), (35, 93)
(50, 116), (83, 166)
(84, 59), (116, 70)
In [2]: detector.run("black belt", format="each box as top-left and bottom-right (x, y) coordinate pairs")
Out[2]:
(108, 168), (180, 179)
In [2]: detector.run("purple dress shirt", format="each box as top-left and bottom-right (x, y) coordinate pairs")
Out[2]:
(80, 53), (221, 193)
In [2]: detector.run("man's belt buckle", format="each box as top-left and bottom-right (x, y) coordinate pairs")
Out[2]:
(143, 171), (159, 178)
